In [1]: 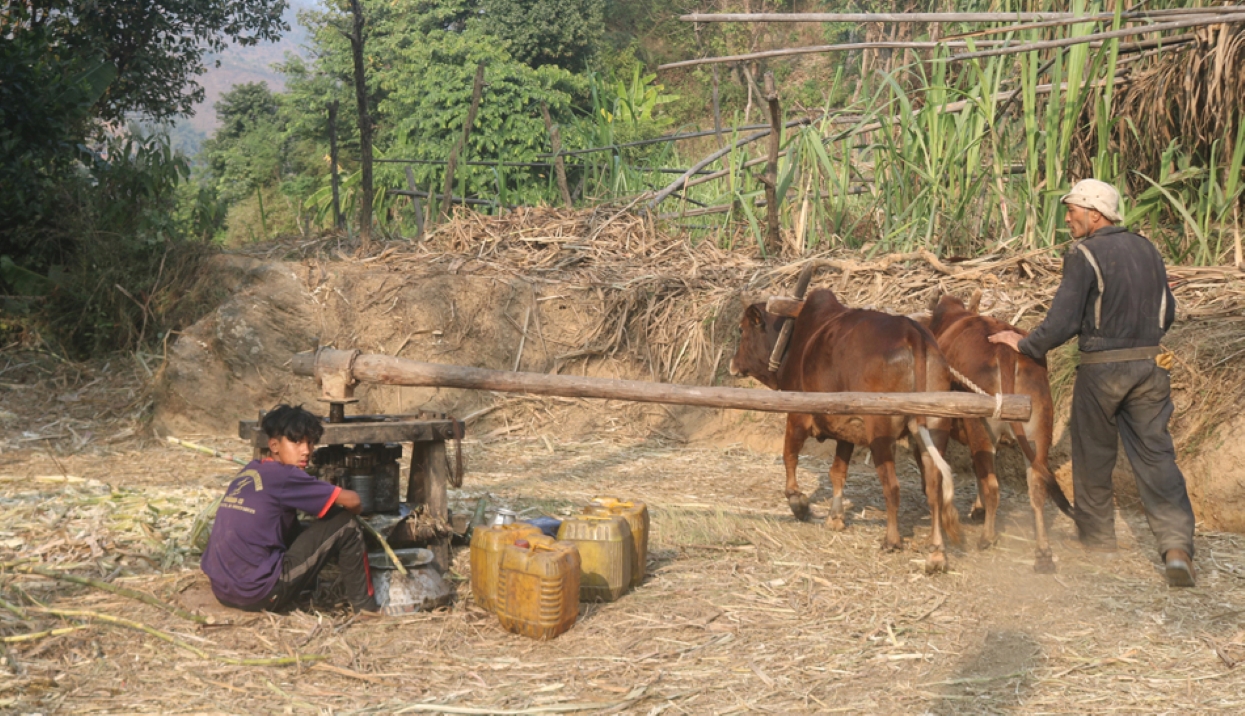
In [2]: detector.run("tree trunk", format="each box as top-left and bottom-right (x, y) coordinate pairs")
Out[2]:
(327, 101), (343, 230)
(347, 0), (372, 252)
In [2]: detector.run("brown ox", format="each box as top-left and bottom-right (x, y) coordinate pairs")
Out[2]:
(730, 289), (961, 572)
(926, 293), (1072, 573)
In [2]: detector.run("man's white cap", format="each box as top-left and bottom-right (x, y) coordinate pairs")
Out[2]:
(1061, 178), (1121, 223)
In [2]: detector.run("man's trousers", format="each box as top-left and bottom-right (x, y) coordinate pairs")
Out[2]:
(1070, 358), (1196, 558)
(230, 509), (375, 612)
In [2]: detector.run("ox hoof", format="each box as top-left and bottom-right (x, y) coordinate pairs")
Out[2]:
(924, 551), (948, 574)
(1034, 550), (1056, 574)
(787, 494), (811, 521)
(827, 517), (847, 532)
(881, 538), (903, 553)
(969, 506), (986, 523)
(977, 533), (999, 551)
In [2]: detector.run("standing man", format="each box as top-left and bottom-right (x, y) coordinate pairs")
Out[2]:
(990, 179), (1197, 587)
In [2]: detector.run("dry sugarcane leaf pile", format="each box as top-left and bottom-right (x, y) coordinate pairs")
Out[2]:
(1105, 23), (1245, 185)
(321, 207), (1245, 457)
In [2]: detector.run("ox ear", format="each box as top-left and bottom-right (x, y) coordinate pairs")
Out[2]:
(744, 304), (765, 327)
(966, 289), (983, 313)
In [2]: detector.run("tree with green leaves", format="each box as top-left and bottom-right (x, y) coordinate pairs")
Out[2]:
(203, 83), (285, 205)
(479, 0), (605, 71)
(0, 14), (114, 265)
(25, 0), (290, 122)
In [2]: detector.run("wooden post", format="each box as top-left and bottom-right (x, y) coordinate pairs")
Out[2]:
(327, 101), (343, 230)
(404, 165), (425, 240)
(441, 62), (487, 223)
(347, 0), (373, 251)
(540, 102), (573, 208)
(407, 442), (451, 570)
(710, 65), (725, 148)
(761, 71), (782, 255)
(290, 349), (1033, 421)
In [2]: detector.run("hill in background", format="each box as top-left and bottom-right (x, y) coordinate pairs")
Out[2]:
(167, 1), (311, 154)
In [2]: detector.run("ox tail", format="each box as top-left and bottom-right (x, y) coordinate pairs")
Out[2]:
(910, 336), (959, 543)
(996, 345), (1073, 518)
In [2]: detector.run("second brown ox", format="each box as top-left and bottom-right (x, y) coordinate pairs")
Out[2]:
(730, 289), (961, 573)
(926, 293), (1072, 573)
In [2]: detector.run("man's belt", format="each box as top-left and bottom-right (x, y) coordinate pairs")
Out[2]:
(1078, 346), (1162, 365)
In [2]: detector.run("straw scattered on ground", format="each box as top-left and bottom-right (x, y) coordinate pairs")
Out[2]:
(7, 420), (1245, 713)
(5, 209), (1245, 712)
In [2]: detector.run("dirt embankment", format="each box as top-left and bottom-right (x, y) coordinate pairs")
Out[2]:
(153, 214), (1245, 531)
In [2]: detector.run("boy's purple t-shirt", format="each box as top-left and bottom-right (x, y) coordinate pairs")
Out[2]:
(202, 459), (340, 606)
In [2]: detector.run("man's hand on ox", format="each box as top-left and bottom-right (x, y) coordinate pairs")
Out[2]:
(988, 330), (1023, 352)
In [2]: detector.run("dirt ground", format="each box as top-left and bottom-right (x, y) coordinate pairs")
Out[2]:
(5, 218), (1245, 713)
(6, 374), (1245, 713)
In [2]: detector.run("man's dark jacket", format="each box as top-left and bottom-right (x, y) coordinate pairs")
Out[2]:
(1019, 226), (1176, 361)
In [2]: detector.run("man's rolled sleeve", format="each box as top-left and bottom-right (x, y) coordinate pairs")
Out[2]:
(1018, 247), (1093, 361)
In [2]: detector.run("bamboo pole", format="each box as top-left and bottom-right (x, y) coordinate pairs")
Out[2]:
(648, 129), (770, 208)
(680, 9), (1242, 23)
(950, 14), (1245, 61)
(660, 33), (1195, 71)
(655, 187), (873, 220)
(659, 41), (1009, 70)
(538, 123), (773, 157)
(947, 11), (1207, 40)
(648, 116), (813, 209)
(441, 62), (487, 222)
(289, 350), (1032, 420)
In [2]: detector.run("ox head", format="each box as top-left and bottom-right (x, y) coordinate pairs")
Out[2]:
(729, 303), (785, 389)
(927, 292), (974, 337)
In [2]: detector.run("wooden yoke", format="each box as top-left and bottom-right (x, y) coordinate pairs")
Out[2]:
(768, 263), (817, 371)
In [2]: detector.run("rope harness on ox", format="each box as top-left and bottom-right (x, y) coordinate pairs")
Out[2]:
(947, 364), (1004, 420)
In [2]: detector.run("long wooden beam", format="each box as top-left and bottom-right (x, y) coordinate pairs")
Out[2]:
(680, 9), (1240, 23)
(657, 33), (1194, 71)
(291, 351), (1031, 421)
(658, 41), (1011, 71)
(949, 13), (1245, 61)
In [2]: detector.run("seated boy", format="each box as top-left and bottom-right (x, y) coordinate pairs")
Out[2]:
(202, 404), (378, 613)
